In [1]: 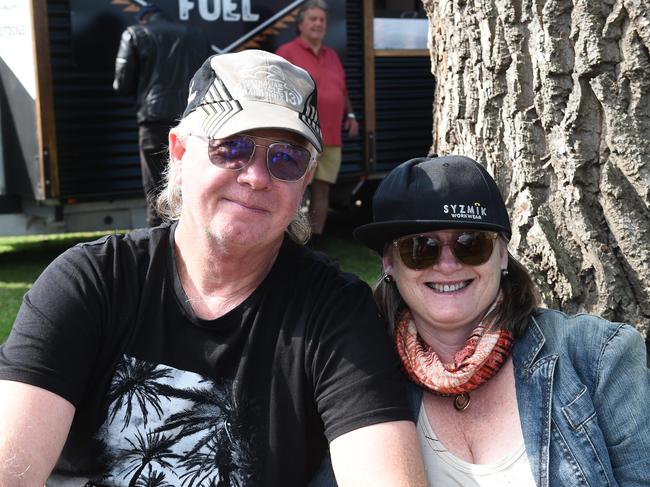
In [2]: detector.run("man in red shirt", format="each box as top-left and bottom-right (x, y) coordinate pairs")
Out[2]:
(276, 0), (359, 246)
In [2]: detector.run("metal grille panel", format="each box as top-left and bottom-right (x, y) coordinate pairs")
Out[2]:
(48, 0), (143, 200)
(339, 0), (364, 177)
(375, 56), (434, 173)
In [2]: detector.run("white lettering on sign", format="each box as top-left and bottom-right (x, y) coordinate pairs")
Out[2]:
(0, 0), (36, 98)
(199, 0), (221, 21)
(178, 0), (195, 20)
(241, 1), (259, 21)
(0, 25), (24, 36)
(178, 0), (259, 22)
(223, 0), (238, 21)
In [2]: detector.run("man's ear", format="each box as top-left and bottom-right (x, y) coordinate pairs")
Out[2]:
(169, 131), (186, 184)
(305, 161), (317, 186)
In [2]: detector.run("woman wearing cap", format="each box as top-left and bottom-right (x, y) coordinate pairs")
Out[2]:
(351, 155), (650, 486)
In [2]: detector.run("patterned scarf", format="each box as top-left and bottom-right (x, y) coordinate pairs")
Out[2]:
(394, 292), (514, 396)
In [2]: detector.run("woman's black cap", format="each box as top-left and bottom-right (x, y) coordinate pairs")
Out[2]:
(353, 155), (512, 254)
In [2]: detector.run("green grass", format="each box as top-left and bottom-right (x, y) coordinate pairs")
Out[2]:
(0, 232), (120, 343)
(321, 233), (382, 284)
(0, 221), (380, 344)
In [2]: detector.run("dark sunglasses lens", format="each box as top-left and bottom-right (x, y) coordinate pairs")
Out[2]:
(267, 144), (311, 181)
(397, 232), (496, 269)
(208, 136), (254, 170)
(453, 232), (495, 265)
(397, 236), (441, 270)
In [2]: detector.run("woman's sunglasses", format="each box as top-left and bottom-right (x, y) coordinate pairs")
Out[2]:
(393, 231), (498, 270)
(193, 134), (313, 182)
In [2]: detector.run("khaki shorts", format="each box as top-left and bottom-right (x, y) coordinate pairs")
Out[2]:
(313, 145), (342, 184)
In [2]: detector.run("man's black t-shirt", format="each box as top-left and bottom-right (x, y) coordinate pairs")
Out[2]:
(0, 223), (411, 486)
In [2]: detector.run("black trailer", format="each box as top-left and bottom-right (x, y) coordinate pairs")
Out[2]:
(0, 0), (433, 234)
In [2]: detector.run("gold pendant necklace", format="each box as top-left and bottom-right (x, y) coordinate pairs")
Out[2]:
(453, 392), (471, 411)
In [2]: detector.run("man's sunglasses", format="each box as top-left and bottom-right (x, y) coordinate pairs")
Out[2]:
(393, 231), (498, 270)
(191, 134), (313, 182)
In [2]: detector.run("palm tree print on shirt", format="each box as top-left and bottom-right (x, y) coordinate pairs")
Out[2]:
(154, 380), (257, 486)
(135, 465), (176, 487)
(117, 430), (179, 487)
(95, 355), (258, 486)
(107, 358), (172, 431)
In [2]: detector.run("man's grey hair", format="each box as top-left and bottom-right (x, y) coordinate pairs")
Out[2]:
(155, 120), (313, 245)
(296, 0), (328, 25)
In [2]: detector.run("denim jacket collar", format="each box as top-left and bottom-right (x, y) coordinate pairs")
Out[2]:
(512, 314), (546, 368)
(512, 315), (558, 487)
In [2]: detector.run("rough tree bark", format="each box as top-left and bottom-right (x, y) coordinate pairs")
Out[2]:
(421, 0), (650, 338)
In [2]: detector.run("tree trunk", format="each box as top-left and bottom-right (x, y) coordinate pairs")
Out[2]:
(422, 0), (650, 340)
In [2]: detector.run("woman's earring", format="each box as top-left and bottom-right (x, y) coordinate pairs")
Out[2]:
(501, 269), (509, 277)
(382, 274), (394, 283)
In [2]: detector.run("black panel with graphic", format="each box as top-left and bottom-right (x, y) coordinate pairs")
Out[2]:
(48, 0), (351, 200)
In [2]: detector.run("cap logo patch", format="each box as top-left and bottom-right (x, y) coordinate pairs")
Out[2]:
(299, 91), (322, 142)
(443, 202), (487, 220)
(239, 65), (303, 108)
(187, 79), (198, 104)
(197, 75), (243, 136)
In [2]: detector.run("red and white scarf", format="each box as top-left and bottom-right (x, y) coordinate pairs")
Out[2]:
(394, 292), (514, 396)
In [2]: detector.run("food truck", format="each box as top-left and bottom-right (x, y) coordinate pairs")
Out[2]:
(0, 0), (432, 234)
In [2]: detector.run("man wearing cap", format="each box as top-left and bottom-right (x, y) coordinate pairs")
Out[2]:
(0, 51), (425, 486)
(113, 2), (209, 227)
(276, 0), (359, 247)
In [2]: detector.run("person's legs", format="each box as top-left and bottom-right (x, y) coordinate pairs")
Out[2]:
(138, 122), (171, 227)
(310, 146), (342, 238)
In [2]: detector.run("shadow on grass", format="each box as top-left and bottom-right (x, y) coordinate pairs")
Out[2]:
(0, 232), (119, 256)
(320, 209), (382, 285)
(321, 234), (382, 285)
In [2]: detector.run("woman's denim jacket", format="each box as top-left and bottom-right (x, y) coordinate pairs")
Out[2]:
(311, 308), (650, 486)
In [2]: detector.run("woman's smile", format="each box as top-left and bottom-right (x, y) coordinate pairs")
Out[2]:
(425, 279), (473, 293)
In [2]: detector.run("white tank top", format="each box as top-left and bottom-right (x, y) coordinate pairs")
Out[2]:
(417, 403), (537, 487)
